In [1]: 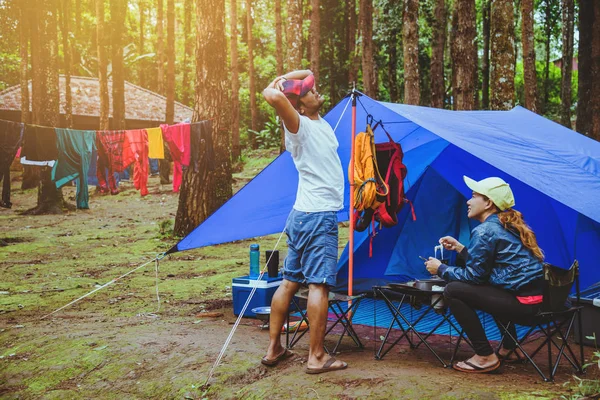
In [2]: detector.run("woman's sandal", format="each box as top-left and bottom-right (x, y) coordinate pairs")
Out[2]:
(453, 360), (502, 374)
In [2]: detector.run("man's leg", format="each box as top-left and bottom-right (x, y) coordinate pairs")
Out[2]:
(305, 283), (346, 370)
(264, 279), (301, 361)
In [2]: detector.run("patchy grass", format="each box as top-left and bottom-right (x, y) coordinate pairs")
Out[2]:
(1, 156), (598, 399)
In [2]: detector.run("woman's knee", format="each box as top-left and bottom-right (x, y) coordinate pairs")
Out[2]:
(443, 281), (464, 300)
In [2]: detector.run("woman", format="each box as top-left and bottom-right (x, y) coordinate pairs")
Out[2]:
(425, 176), (544, 374)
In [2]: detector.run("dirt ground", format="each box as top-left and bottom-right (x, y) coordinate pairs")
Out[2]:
(1, 162), (599, 399)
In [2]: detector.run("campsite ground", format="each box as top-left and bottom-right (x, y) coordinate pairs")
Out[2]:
(1, 150), (599, 400)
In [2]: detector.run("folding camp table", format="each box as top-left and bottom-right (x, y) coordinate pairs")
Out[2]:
(373, 284), (473, 367)
(286, 289), (365, 354)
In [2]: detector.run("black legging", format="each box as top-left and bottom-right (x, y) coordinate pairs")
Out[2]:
(444, 281), (541, 356)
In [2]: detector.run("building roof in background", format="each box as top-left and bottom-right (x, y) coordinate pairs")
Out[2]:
(0, 75), (193, 123)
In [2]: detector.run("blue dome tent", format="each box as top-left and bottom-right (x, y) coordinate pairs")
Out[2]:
(168, 93), (600, 294)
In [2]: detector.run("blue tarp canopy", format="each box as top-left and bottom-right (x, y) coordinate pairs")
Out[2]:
(170, 93), (600, 293)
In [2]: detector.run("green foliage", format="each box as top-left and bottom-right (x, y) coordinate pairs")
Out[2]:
(157, 218), (174, 240)
(248, 113), (281, 149)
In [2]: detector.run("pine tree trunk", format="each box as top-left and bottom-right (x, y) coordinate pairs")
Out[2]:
(27, 0), (64, 215)
(138, 0), (145, 87)
(521, 0), (537, 113)
(348, 0), (358, 85)
(182, 0), (194, 106)
(60, 0), (73, 128)
(482, 0), (490, 109)
(452, 0), (476, 110)
(590, 2), (600, 141)
(310, 0), (320, 83)
(97, 0), (109, 130)
(287, 0), (302, 69)
(430, 0), (445, 108)
(156, 0), (164, 95)
(111, 0), (126, 130)
(490, 0), (515, 110)
(231, 0), (241, 159)
(246, 0), (258, 148)
(275, 0), (283, 76)
(165, 0), (175, 124)
(360, 0), (376, 97)
(20, 1), (31, 124)
(174, 0), (232, 237)
(402, 0), (419, 105)
(386, 0), (399, 103)
(559, 0), (574, 128)
(20, 0), (38, 191)
(576, 0), (593, 136)
(542, 0), (552, 113)
(276, 0), (285, 153)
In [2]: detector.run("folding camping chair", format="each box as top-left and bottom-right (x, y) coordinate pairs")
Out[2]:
(286, 289), (365, 354)
(496, 260), (585, 382)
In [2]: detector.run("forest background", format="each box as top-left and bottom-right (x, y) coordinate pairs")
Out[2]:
(0, 0), (599, 233)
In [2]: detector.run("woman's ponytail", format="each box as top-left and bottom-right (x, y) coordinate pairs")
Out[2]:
(498, 208), (545, 261)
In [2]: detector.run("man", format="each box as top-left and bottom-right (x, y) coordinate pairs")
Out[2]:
(261, 70), (347, 374)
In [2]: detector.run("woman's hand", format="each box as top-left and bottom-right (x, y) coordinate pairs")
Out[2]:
(439, 236), (464, 253)
(425, 257), (442, 275)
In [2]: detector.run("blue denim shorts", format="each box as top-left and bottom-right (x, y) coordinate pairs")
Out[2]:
(283, 209), (338, 287)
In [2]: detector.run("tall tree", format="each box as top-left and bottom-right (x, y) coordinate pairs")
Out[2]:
(230, 0), (241, 159)
(138, 0), (146, 87)
(541, 0), (559, 113)
(165, 0), (175, 124)
(156, 0), (164, 95)
(481, 0), (491, 109)
(347, 0), (358, 85)
(275, 0), (284, 76)
(287, 0), (303, 69)
(20, 0), (39, 191)
(310, 0), (320, 83)
(490, 0), (515, 110)
(97, 0), (109, 130)
(28, 0), (63, 214)
(452, 0), (476, 110)
(591, 2), (600, 141)
(402, 0), (420, 105)
(521, 0), (537, 112)
(360, 0), (376, 97)
(182, 0), (194, 105)
(19, 1), (30, 124)
(559, 0), (574, 128)
(175, 0), (232, 236)
(430, 0), (445, 108)
(246, 0), (258, 148)
(60, 0), (73, 127)
(111, 0), (126, 130)
(385, 0), (400, 102)
(576, 0), (593, 136)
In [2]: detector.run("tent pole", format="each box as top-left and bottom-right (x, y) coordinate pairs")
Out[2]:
(349, 89), (357, 298)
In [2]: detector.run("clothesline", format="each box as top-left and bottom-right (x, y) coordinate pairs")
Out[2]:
(0, 119), (214, 210)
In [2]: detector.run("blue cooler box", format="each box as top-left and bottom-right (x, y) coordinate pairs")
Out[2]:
(232, 275), (282, 317)
(571, 284), (600, 346)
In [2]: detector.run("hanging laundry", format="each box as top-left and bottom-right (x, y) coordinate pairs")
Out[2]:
(96, 130), (132, 194)
(0, 120), (24, 208)
(123, 129), (150, 196)
(51, 129), (96, 209)
(190, 121), (216, 173)
(161, 123), (191, 192)
(87, 147), (121, 189)
(146, 127), (165, 159)
(20, 124), (57, 166)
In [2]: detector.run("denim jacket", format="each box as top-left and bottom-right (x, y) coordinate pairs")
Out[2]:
(437, 214), (543, 293)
